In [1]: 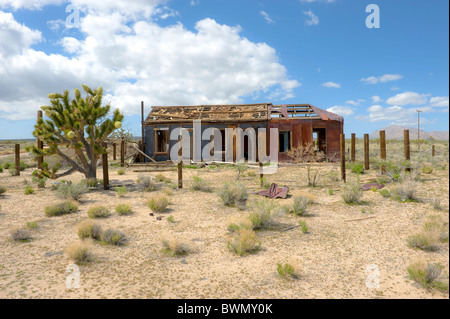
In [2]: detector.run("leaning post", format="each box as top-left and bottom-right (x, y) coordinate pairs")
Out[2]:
(340, 134), (346, 183)
(364, 134), (370, 171)
(404, 130), (411, 172)
(102, 143), (110, 190)
(351, 133), (356, 163)
(380, 130), (387, 174)
(15, 144), (20, 176)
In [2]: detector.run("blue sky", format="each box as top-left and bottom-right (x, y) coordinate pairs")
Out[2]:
(0, 0), (448, 139)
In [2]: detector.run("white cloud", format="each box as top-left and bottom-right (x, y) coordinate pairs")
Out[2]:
(386, 91), (430, 106)
(327, 105), (354, 117)
(322, 81), (340, 88)
(361, 74), (403, 85)
(366, 104), (433, 125)
(0, 11), (42, 56)
(346, 99), (365, 106)
(391, 86), (400, 91)
(303, 10), (319, 26)
(371, 96), (383, 103)
(429, 96), (449, 107)
(260, 11), (274, 24)
(0, 0), (64, 10)
(190, 0), (200, 6)
(0, 8), (301, 120)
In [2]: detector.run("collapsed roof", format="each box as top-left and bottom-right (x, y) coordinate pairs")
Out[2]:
(144, 103), (343, 124)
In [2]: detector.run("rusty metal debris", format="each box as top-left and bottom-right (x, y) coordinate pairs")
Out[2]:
(256, 183), (289, 199)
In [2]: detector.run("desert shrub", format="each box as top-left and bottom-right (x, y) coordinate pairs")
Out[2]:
(218, 182), (248, 209)
(45, 201), (78, 217)
(85, 178), (98, 188)
(226, 216), (253, 233)
(114, 186), (129, 197)
(162, 238), (190, 256)
(137, 174), (157, 191)
(11, 228), (32, 242)
(58, 182), (88, 201)
(379, 189), (391, 198)
(77, 220), (102, 240)
(407, 261), (449, 293)
(0, 186), (7, 195)
(328, 189), (334, 195)
(147, 196), (169, 213)
(431, 198), (443, 211)
(0, 167), (3, 173)
(115, 204), (132, 215)
(391, 180), (418, 201)
(291, 195), (309, 216)
(167, 215), (175, 223)
(227, 228), (261, 256)
(2, 163), (11, 169)
(117, 169), (125, 175)
(328, 170), (340, 182)
(422, 166), (433, 174)
(87, 206), (110, 218)
(277, 263), (299, 279)
(257, 177), (271, 189)
(24, 185), (34, 195)
(65, 241), (93, 264)
(247, 171), (256, 177)
(407, 233), (438, 251)
(155, 173), (170, 183)
(341, 180), (363, 204)
(101, 229), (127, 246)
(26, 221), (38, 229)
(248, 198), (282, 230)
(298, 220), (308, 234)
(8, 167), (18, 176)
(163, 188), (174, 196)
(191, 176), (212, 192)
(32, 176), (47, 188)
(350, 163), (364, 175)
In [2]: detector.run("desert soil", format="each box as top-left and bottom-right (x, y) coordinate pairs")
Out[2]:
(0, 162), (448, 299)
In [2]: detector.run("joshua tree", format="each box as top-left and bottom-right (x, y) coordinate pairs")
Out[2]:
(28, 85), (124, 179)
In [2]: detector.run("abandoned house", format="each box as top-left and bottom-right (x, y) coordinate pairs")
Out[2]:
(142, 103), (344, 163)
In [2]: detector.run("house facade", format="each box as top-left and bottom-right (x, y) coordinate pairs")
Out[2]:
(142, 103), (343, 163)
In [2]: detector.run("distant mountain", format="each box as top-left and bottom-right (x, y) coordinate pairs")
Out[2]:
(370, 125), (449, 140)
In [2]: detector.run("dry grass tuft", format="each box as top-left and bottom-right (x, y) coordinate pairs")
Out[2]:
(65, 241), (93, 264)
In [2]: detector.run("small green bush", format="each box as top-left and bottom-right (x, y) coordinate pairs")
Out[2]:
(167, 215), (175, 223)
(77, 220), (102, 240)
(8, 167), (18, 176)
(291, 196), (309, 216)
(58, 182), (88, 201)
(114, 186), (129, 197)
(422, 166), (433, 174)
(137, 174), (157, 191)
(87, 206), (110, 219)
(407, 233), (438, 251)
(26, 221), (38, 229)
(115, 204), (132, 215)
(328, 189), (334, 195)
(147, 197), (169, 213)
(277, 263), (299, 279)
(117, 169), (126, 175)
(298, 220), (308, 234)
(65, 241), (92, 264)
(101, 229), (127, 246)
(11, 228), (32, 242)
(379, 189), (391, 198)
(248, 198), (281, 230)
(227, 228), (261, 256)
(392, 181), (418, 201)
(45, 201), (78, 217)
(407, 261), (449, 293)
(0, 186), (7, 195)
(351, 163), (364, 175)
(162, 238), (190, 256)
(24, 185), (34, 195)
(191, 176), (212, 192)
(85, 178), (98, 188)
(218, 182), (248, 209)
(341, 181), (363, 204)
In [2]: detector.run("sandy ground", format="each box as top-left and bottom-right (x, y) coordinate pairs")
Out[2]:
(0, 161), (448, 299)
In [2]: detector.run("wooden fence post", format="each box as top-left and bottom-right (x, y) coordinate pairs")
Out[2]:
(380, 130), (386, 174)
(404, 130), (411, 172)
(177, 162), (183, 189)
(351, 133), (356, 163)
(113, 143), (117, 160)
(364, 134), (370, 171)
(432, 145), (435, 157)
(120, 139), (125, 167)
(102, 143), (109, 190)
(37, 110), (43, 169)
(340, 134), (346, 183)
(259, 161), (264, 186)
(15, 144), (20, 176)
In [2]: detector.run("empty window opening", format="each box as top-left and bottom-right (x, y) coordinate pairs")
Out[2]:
(154, 128), (170, 153)
(279, 131), (291, 153)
